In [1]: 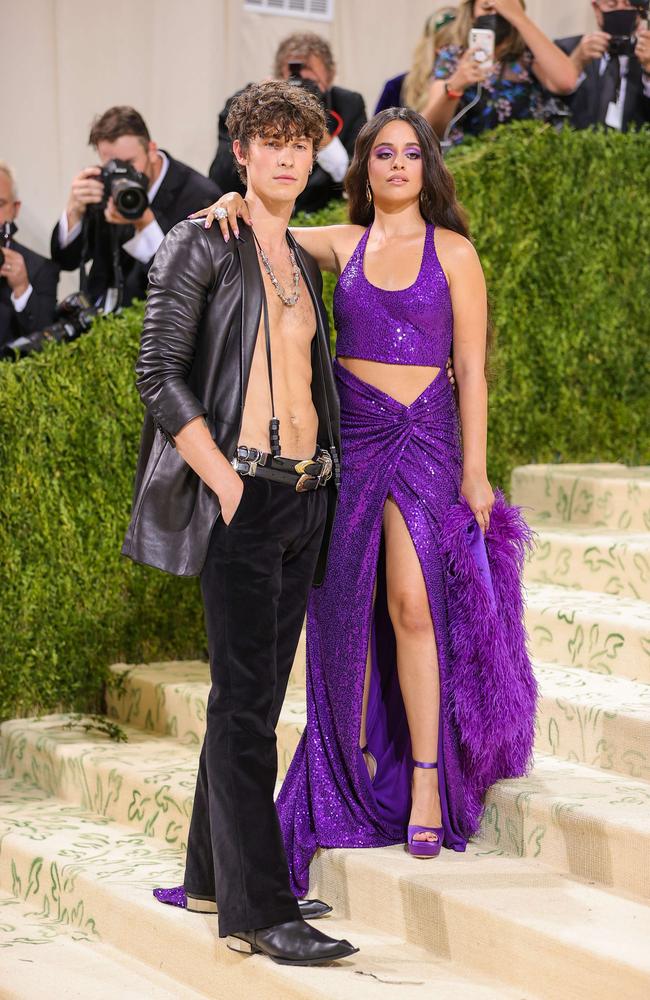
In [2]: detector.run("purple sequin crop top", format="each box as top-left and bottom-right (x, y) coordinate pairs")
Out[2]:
(334, 223), (453, 368)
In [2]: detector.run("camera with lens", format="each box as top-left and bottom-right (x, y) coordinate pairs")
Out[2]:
(1, 292), (99, 360)
(287, 61), (326, 108)
(286, 61), (341, 136)
(98, 158), (149, 220)
(604, 2), (649, 57)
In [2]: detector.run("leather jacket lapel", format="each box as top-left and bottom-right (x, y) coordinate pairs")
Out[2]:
(236, 228), (263, 415)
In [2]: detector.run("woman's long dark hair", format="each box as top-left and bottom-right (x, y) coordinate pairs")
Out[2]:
(345, 107), (494, 368)
(345, 107), (469, 237)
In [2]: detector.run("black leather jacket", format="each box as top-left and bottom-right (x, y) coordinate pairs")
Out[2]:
(122, 219), (341, 583)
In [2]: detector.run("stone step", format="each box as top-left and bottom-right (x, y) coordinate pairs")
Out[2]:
(107, 660), (209, 746)
(107, 656), (650, 783)
(0, 890), (208, 1000)
(0, 715), (197, 851)
(106, 660), (304, 775)
(107, 653), (306, 745)
(534, 662), (650, 779)
(0, 777), (524, 1000)
(511, 463), (650, 531)
(525, 582), (650, 683)
(525, 525), (650, 602)
(481, 752), (650, 900)
(309, 838), (650, 1000)
(5, 707), (650, 901)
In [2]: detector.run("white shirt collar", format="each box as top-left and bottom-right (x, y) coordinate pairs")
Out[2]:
(148, 150), (170, 204)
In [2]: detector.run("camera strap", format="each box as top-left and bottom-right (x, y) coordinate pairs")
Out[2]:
(79, 215), (91, 295)
(108, 226), (124, 313)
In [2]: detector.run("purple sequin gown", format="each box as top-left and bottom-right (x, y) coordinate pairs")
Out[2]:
(277, 224), (536, 897)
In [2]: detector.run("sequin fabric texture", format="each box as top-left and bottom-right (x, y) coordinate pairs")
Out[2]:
(153, 885), (188, 908)
(276, 226), (534, 898)
(333, 223), (453, 369)
(277, 360), (467, 898)
(276, 228), (464, 897)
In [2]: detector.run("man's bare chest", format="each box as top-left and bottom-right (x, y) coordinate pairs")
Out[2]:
(261, 271), (317, 353)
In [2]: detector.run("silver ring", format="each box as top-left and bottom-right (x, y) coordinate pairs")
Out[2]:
(214, 207), (228, 221)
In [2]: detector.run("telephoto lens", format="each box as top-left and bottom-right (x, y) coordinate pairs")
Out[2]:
(1, 293), (99, 360)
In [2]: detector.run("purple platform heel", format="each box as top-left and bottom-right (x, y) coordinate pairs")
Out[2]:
(153, 886), (218, 913)
(407, 760), (444, 859)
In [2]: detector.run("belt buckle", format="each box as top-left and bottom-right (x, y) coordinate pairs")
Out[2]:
(295, 473), (316, 493)
(232, 445), (262, 477)
(318, 450), (333, 484)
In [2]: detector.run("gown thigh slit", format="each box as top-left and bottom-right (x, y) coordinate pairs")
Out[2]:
(277, 362), (469, 897)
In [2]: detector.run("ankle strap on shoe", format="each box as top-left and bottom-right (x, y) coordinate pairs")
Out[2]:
(413, 759), (438, 769)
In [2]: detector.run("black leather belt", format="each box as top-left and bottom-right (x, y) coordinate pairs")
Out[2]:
(232, 445), (333, 493)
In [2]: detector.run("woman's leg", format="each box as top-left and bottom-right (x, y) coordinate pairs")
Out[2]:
(383, 498), (441, 841)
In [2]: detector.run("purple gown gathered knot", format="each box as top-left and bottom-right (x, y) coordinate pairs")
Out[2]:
(276, 223), (537, 897)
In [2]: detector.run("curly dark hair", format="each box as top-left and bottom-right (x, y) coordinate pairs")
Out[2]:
(226, 80), (326, 183)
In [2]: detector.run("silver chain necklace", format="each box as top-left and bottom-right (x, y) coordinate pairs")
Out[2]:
(256, 240), (301, 307)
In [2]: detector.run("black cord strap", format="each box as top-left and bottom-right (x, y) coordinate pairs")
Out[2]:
(252, 229), (281, 457)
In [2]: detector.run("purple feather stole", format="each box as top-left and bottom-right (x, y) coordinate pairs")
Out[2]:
(439, 490), (538, 833)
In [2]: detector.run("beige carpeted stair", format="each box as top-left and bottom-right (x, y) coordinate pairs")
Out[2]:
(2, 462), (649, 999)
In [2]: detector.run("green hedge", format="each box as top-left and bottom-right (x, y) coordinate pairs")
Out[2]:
(0, 306), (207, 718)
(1, 123), (649, 718)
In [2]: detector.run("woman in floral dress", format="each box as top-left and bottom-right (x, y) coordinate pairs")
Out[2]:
(423, 0), (577, 145)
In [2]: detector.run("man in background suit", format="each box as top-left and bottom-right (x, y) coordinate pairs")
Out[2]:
(210, 33), (366, 213)
(0, 162), (59, 353)
(556, 0), (650, 131)
(51, 106), (220, 309)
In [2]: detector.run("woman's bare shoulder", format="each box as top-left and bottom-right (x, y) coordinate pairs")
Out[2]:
(434, 226), (477, 258)
(434, 228), (484, 291)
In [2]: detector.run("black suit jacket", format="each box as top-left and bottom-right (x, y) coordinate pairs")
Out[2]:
(122, 220), (341, 584)
(209, 85), (367, 213)
(50, 152), (221, 307)
(555, 36), (650, 130)
(0, 241), (59, 351)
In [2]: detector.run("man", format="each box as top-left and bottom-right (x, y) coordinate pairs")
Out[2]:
(209, 32), (367, 212)
(555, 0), (650, 130)
(0, 162), (59, 353)
(122, 80), (357, 966)
(51, 106), (220, 308)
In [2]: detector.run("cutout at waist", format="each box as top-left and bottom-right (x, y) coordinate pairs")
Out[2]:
(336, 356), (442, 408)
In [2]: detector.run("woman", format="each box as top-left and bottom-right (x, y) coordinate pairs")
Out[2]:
(193, 108), (536, 897)
(424, 0), (577, 144)
(375, 6), (458, 114)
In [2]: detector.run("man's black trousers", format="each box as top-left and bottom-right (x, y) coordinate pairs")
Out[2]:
(183, 474), (327, 937)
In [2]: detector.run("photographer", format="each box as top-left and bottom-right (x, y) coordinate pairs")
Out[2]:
(52, 106), (220, 308)
(423, 1), (577, 145)
(555, 1), (650, 130)
(0, 162), (59, 353)
(209, 33), (367, 212)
